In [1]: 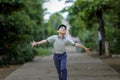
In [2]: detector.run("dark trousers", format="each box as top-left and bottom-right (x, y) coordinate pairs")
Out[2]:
(99, 40), (102, 56)
(53, 52), (67, 80)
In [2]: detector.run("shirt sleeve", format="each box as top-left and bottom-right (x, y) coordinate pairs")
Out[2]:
(66, 39), (75, 46)
(46, 35), (56, 43)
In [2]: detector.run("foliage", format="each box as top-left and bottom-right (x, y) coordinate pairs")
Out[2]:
(63, 0), (103, 48)
(104, 0), (120, 54)
(0, 0), (44, 65)
(35, 47), (52, 56)
(62, 0), (120, 54)
(0, 0), (26, 14)
(45, 13), (63, 37)
(105, 26), (120, 54)
(25, 0), (44, 40)
(0, 11), (34, 64)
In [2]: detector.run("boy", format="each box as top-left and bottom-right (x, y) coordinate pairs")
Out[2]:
(31, 24), (90, 80)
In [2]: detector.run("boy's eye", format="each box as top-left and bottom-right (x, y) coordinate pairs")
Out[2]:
(61, 27), (66, 30)
(60, 28), (65, 30)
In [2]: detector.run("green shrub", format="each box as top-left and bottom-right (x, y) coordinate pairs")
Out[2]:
(35, 47), (52, 56)
(15, 44), (36, 63)
(106, 27), (120, 54)
(108, 32), (120, 54)
(0, 42), (36, 65)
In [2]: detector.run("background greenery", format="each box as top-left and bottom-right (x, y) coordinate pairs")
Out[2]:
(62, 0), (120, 55)
(0, 0), (120, 65)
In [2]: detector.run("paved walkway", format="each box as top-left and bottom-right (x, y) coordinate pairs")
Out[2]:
(5, 46), (120, 80)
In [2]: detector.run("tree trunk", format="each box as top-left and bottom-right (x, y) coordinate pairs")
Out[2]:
(96, 10), (106, 56)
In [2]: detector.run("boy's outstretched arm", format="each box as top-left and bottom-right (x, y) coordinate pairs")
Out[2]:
(74, 43), (91, 53)
(31, 40), (47, 47)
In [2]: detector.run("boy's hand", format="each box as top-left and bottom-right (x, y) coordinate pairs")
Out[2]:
(31, 41), (37, 47)
(85, 48), (92, 55)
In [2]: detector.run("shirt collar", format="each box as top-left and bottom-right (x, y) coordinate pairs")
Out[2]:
(58, 35), (65, 39)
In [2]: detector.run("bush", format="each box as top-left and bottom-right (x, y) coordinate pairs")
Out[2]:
(34, 47), (52, 56)
(0, 12), (35, 65)
(0, 42), (36, 65)
(14, 44), (36, 64)
(108, 31), (120, 54)
(106, 27), (120, 54)
(0, 0), (44, 66)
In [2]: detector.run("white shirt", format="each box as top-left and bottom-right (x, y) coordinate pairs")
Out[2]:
(47, 35), (75, 54)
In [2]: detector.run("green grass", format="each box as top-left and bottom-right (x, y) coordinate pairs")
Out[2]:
(35, 47), (52, 56)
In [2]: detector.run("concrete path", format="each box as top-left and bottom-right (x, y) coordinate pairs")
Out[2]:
(5, 46), (120, 80)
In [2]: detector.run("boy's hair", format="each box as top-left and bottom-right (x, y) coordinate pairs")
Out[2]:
(57, 24), (67, 30)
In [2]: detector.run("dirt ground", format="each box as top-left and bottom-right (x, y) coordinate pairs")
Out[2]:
(0, 65), (21, 80)
(101, 57), (120, 73)
(0, 57), (120, 80)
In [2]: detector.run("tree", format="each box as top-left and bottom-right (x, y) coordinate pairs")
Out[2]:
(0, 0), (25, 15)
(45, 13), (63, 36)
(25, 0), (44, 40)
(62, 0), (114, 56)
(0, 0), (44, 64)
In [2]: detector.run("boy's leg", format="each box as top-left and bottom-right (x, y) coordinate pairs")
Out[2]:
(53, 53), (67, 80)
(53, 54), (61, 80)
(60, 53), (67, 80)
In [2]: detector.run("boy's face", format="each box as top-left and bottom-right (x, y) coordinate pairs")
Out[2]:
(58, 26), (66, 35)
